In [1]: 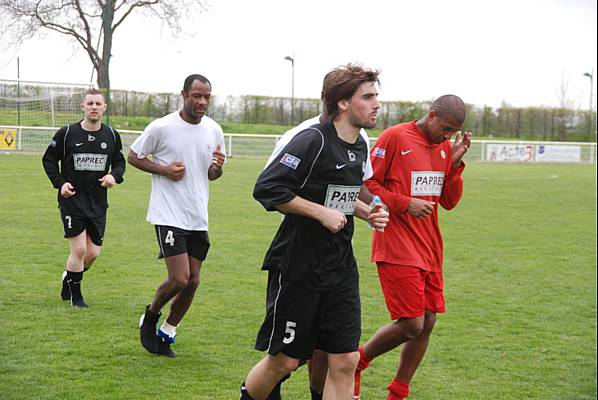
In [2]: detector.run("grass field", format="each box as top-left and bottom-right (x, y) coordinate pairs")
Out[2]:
(0, 154), (596, 400)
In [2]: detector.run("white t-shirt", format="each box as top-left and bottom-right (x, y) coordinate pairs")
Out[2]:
(265, 115), (374, 180)
(130, 111), (225, 230)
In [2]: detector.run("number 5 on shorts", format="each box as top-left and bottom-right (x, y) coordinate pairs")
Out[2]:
(283, 321), (296, 344)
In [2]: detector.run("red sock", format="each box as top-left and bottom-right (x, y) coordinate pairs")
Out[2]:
(386, 378), (409, 399)
(357, 345), (372, 371)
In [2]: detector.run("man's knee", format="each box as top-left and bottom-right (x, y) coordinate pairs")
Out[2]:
(84, 250), (100, 268)
(168, 274), (190, 291)
(187, 274), (200, 290)
(70, 244), (86, 260)
(398, 317), (425, 339)
(327, 351), (359, 377)
(422, 311), (437, 334)
(274, 355), (300, 375)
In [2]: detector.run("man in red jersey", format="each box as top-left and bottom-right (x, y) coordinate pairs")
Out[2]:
(354, 95), (472, 400)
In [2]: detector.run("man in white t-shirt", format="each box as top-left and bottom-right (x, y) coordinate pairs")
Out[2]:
(128, 74), (226, 357)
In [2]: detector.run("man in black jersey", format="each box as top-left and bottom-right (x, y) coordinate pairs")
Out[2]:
(240, 64), (389, 400)
(42, 89), (125, 308)
(266, 68), (380, 400)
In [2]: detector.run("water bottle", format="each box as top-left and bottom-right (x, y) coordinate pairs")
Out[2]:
(368, 195), (381, 229)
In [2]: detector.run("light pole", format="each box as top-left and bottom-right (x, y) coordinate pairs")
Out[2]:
(583, 70), (594, 136)
(284, 55), (295, 123)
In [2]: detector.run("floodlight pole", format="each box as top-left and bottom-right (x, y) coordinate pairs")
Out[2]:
(284, 55), (295, 123)
(17, 57), (21, 126)
(583, 70), (594, 136)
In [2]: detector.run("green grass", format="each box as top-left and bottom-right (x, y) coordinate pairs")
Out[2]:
(0, 155), (595, 399)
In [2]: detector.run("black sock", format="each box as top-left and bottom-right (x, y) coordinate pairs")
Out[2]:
(267, 381), (282, 400)
(310, 386), (323, 400)
(66, 271), (84, 301)
(240, 382), (255, 400)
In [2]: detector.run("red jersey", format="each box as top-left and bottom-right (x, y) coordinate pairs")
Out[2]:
(365, 121), (465, 272)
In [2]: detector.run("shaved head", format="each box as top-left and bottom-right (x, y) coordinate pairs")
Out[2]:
(430, 95), (466, 124)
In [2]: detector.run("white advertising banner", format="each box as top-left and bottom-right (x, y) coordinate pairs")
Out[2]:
(535, 145), (581, 163)
(486, 144), (534, 162)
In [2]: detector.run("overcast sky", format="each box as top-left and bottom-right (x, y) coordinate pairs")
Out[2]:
(1, 0), (596, 110)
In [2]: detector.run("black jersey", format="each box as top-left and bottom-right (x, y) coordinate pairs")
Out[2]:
(42, 121), (126, 217)
(253, 121), (368, 291)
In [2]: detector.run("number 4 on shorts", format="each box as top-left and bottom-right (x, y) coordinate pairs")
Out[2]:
(165, 230), (175, 247)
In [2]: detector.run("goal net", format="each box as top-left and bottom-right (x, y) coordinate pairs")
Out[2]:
(0, 79), (94, 151)
(0, 79), (93, 127)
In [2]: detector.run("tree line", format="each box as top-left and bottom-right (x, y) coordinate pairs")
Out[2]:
(0, 82), (595, 141)
(109, 90), (598, 141)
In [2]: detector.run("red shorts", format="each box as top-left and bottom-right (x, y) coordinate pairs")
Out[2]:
(376, 262), (445, 320)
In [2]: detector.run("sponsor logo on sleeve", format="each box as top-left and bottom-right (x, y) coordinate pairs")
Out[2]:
(324, 185), (361, 215)
(280, 153), (301, 170)
(373, 147), (385, 158)
(411, 171), (445, 196)
(73, 153), (108, 171)
(49, 139), (57, 148)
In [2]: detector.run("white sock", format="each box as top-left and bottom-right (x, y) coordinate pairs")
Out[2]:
(160, 321), (178, 338)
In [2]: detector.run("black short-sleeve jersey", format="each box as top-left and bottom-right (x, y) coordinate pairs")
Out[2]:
(42, 121), (126, 217)
(253, 121), (368, 291)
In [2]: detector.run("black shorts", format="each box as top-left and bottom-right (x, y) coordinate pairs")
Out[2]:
(155, 225), (210, 261)
(60, 211), (106, 246)
(255, 269), (361, 360)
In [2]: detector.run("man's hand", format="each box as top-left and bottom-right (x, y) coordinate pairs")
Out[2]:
(211, 144), (225, 170)
(208, 144), (226, 180)
(318, 207), (347, 234)
(98, 174), (116, 188)
(60, 182), (76, 198)
(451, 131), (472, 168)
(408, 198), (435, 219)
(368, 203), (389, 232)
(165, 161), (186, 181)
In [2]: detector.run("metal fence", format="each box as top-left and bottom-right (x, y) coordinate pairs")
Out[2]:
(1, 125), (596, 164)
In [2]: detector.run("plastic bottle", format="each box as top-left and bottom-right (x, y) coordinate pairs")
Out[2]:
(368, 195), (381, 229)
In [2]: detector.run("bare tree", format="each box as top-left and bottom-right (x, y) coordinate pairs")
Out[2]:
(0, 0), (208, 91)
(556, 73), (572, 109)
(555, 74), (575, 140)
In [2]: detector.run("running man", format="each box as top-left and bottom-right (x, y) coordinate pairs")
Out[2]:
(354, 95), (471, 400)
(42, 88), (125, 308)
(128, 74), (226, 357)
(240, 64), (389, 400)
(264, 68), (378, 400)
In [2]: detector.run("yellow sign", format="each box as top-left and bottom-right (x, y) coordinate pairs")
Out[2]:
(0, 129), (17, 150)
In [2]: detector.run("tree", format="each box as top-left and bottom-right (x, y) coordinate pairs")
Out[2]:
(0, 0), (207, 92)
